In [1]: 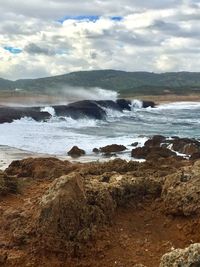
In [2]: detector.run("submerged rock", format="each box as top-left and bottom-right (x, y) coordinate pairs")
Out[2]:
(160, 243), (200, 267)
(67, 146), (86, 158)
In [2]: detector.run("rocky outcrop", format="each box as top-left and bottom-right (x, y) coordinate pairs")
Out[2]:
(5, 157), (77, 179)
(0, 172), (18, 196)
(144, 135), (166, 147)
(162, 160), (200, 216)
(160, 243), (200, 267)
(131, 146), (176, 160)
(36, 165), (162, 254)
(143, 136), (200, 158)
(0, 106), (51, 123)
(170, 137), (200, 155)
(67, 146), (86, 157)
(142, 100), (155, 108)
(99, 144), (127, 153)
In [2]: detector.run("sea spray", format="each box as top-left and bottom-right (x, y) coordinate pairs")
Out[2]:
(57, 87), (119, 102)
(41, 106), (56, 116)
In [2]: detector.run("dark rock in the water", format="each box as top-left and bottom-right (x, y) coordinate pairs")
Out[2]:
(93, 148), (99, 153)
(131, 142), (139, 147)
(0, 98), (155, 124)
(96, 100), (122, 111)
(100, 144), (127, 153)
(0, 106), (51, 123)
(131, 146), (176, 160)
(53, 100), (107, 120)
(144, 135), (166, 147)
(171, 138), (200, 155)
(142, 101), (155, 108)
(68, 146), (86, 158)
(116, 99), (131, 110)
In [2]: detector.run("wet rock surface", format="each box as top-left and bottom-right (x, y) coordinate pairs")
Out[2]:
(131, 146), (176, 160)
(67, 146), (86, 158)
(99, 144), (127, 153)
(132, 136), (200, 161)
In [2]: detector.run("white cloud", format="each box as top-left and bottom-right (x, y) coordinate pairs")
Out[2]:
(0, 0), (199, 79)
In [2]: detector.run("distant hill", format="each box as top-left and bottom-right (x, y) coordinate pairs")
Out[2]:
(1, 70), (200, 96)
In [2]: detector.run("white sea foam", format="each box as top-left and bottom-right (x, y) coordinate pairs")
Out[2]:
(0, 101), (199, 158)
(156, 101), (200, 110)
(41, 106), (56, 116)
(130, 99), (143, 109)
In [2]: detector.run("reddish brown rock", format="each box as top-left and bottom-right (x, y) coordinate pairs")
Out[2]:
(67, 146), (86, 157)
(144, 135), (166, 147)
(190, 152), (200, 160)
(162, 160), (200, 216)
(99, 144), (126, 153)
(171, 138), (200, 155)
(5, 157), (76, 179)
(131, 146), (176, 160)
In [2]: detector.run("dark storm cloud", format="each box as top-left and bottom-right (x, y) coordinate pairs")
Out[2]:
(24, 43), (56, 56)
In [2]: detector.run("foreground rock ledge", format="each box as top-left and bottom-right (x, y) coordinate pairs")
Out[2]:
(1, 157), (200, 266)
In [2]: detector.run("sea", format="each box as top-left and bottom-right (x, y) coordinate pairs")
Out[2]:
(0, 89), (199, 161)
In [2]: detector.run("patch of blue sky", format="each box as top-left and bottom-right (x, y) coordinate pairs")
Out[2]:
(110, 16), (123, 21)
(57, 15), (100, 23)
(57, 15), (123, 24)
(4, 46), (22, 54)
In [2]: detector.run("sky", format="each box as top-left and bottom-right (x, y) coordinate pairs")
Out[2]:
(0, 0), (200, 80)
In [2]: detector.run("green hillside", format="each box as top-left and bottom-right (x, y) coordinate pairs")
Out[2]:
(0, 70), (200, 96)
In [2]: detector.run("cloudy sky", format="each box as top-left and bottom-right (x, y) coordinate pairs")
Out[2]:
(0, 0), (200, 80)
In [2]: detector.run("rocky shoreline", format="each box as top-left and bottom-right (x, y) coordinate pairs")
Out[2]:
(0, 136), (200, 266)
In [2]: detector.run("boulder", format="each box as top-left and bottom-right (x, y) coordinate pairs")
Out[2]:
(5, 157), (76, 179)
(38, 173), (86, 242)
(142, 100), (155, 108)
(131, 146), (176, 160)
(131, 142), (139, 147)
(99, 144), (127, 153)
(144, 135), (166, 148)
(93, 148), (99, 153)
(159, 243), (200, 267)
(67, 146), (86, 158)
(171, 138), (200, 155)
(162, 160), (200, 216)
(37, 172), (116, 252)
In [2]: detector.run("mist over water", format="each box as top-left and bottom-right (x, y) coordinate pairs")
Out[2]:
(56, 87), (119, 102)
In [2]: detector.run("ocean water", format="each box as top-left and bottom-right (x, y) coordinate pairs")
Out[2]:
(0, 100), (199, 158)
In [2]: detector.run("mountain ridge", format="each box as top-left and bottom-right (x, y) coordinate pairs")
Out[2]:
(1, 69), (200, 96)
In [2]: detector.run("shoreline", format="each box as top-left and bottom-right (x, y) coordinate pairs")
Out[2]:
(0, 93), (200, 106)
